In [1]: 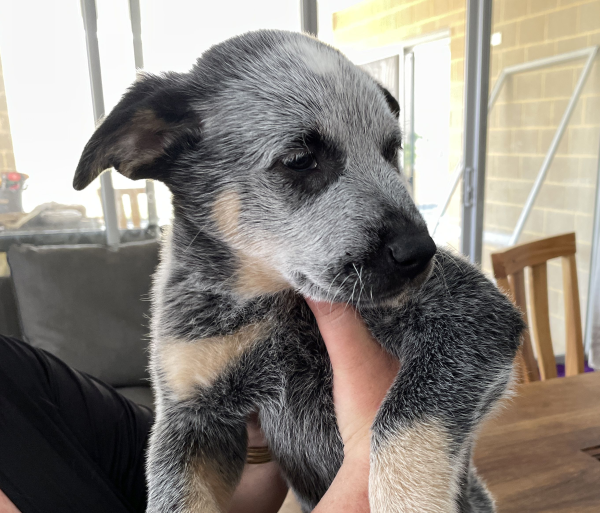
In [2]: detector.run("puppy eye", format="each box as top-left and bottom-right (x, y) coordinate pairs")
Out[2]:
(283, 153), (318, 172)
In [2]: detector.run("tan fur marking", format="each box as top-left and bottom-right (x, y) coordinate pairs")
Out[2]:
(235, 252), (290, 297)
(185, 458), (235, 513)
(212, 191), (290, 297)
(369, 420), (459, 513)
(160, 323), (269, 400)
(212, 190), (241, 240)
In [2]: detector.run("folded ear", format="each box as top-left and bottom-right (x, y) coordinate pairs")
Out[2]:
(73, 72), (201, 190)
(376, 83), (400, 119)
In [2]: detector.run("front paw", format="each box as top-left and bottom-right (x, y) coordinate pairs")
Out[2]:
(369, 420), (459, 513)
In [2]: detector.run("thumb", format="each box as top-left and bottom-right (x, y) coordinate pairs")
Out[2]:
(305, 299), (398, 391)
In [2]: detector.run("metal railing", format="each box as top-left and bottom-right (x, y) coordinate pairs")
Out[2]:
(432, 46), (599, 247)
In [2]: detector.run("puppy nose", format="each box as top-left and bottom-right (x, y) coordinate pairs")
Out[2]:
(387, 232), (436, 279)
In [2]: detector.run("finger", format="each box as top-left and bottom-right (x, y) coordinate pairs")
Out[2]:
(305, 299), (398, 386)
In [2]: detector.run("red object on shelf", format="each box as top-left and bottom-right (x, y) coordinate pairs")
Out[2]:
(7, 172), (21, 182)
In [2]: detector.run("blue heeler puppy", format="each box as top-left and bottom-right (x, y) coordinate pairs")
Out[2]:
(73, 30), (523, 513)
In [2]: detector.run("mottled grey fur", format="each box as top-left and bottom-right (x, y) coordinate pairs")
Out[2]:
(74, 30), (523, 512)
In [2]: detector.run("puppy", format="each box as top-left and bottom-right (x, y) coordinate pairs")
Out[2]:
(73, 30), (523, 513)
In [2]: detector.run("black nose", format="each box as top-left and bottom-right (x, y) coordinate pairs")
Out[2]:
(386, 231), (436, 279)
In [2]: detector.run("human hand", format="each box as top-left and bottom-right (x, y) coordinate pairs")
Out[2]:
(228, 413), (288, 513)
(306, 299), (400, 512)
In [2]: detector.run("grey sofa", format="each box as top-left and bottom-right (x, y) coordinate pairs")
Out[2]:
(0, 240), (159, 409)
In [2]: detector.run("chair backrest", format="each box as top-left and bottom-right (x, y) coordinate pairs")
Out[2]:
(491, 233), (585, 382)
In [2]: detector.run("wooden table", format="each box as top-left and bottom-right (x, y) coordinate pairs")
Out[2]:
(474, 372), (600, 512)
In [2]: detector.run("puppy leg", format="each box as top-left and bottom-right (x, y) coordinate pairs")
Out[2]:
(146, 403), (246, 513)
(369, 355), (516, 512)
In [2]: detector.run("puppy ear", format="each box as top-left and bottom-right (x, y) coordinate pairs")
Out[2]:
(376, 84), (400, 119)
(73, 73), (201, 191)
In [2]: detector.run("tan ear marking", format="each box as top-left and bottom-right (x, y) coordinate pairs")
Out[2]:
(159, 323), (269, 400)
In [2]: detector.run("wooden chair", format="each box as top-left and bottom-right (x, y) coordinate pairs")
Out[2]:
(98, 188), (146, 229)
(115, 188), (145, 229)
(491, 233), (585, 383)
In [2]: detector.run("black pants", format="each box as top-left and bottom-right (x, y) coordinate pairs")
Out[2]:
(0, 335), (153, 513)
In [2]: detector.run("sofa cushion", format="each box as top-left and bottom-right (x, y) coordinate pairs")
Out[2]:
(116, 385), (155, 410)
(0, 275), (22, 338)
(8, 241), (159, 387)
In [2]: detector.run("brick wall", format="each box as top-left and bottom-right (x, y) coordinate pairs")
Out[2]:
(331, 0), (600, 355)
(0, 52), (16, 175)
(485, 0), (600, 355)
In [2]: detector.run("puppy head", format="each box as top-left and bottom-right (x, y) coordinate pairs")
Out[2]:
(74, 30), (435, 306)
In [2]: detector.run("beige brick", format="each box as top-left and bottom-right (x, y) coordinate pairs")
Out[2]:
(491, 52), (502, 80)
(488, 128), (513, 153)
(540, 128), (570, 155)
(578, 270), (589, 305)
(497, 102), (523, 127)
(515, 71), (543, 99)
(575, 214), (594, 243)
(547, 6), (579, 40)
(2, 151), (16, 171)
(547, 260), (565, 290)
(450, 82), (463, 104)
(551, 98), (583, 126)
(414, 0), (433, 22)
(489, 154), (520, 178)
(451, 60), (464, 81)
(529, 0), (559, 14)
(0, 113), (10, 132)
(584, 96), (600, 124)
(486, 179), (512, 203)
(556, 35), (589, 53)
(577, 240), (592, 269)
(486, 203), (522, 229)
(547, 156), (579, 183)
(524, 208), (545, 233)
(521, 100), (553, 126)
(333, 0), (395, 31)
(565, 185), (596, 214)
(579, 157), (599, 185)
(520, 156), (545, 179)
(502, 47), (526, 67)
(589, 31), (600, 45)
(450, 35), (465, 59)
(545, 209), (576, 233)
(549, 288), (564, 319)
(518, 15), (547, 45)
(450, 0), (466, 13)
(0, 132), (13, 151)
(537, 183), (570, 209)
(495, 22), (518, 48)
(512, 128), (540, 153)
(569, 126), (600, 155)
(544, 69), (575, 98)
(504, 0), (529, 21)
(550, 316), (566, 356)
(585, 62), (600, 91)
(507, 180), (533, 204)
(580, 1), (600, 33)
(526, 42), (556, 61)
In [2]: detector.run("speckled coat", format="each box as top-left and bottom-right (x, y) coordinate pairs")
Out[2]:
(73, 30), (524, 513)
